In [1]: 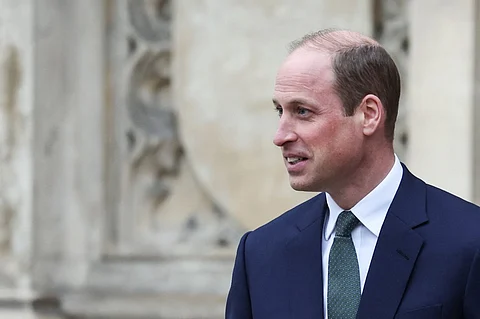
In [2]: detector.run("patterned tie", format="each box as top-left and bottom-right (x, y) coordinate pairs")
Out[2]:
(327, 210), (361, 319)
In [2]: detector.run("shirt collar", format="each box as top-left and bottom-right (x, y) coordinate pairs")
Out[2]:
(324, 154), (403, 240)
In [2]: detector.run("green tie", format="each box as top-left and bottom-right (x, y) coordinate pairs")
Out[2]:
(327, 210), (361, 319)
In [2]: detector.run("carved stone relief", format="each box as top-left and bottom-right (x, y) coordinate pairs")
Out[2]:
(108, 0), (243, 257)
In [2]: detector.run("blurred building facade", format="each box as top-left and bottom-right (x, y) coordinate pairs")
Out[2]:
(0, 0), (479, 318)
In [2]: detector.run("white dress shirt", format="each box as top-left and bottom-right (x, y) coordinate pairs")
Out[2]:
(322, 155), (403, 318)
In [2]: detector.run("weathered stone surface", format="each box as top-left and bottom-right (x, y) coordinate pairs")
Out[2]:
(0, 0), (34, 299)
(32, 0), (105, 291)
(64, 292), (225, 319)
(105, 0), (244, 257)
(173, 0), (373, 229)
(407, 0), (477, 200)
(0, 310), (60, 319)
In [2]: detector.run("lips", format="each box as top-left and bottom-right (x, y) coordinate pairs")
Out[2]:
(283, 152), (309, 162)
(286, 157), (307, 165)
(283, 153), (309, 174)
(284, 156), (308, 174)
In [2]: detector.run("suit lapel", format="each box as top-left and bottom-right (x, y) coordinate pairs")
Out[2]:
(285, 193), (327, 319)
(356, 212), (424, 318)
(356, 165), (428, 319)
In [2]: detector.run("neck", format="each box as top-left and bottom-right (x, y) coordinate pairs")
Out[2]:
(328, 149), (395, 210)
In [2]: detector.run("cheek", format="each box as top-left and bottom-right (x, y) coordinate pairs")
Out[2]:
(321, 120), (358, 153)
(322, 117), (346, 139)
(299, 116), (357, 152)
(302, 122), (338, 151)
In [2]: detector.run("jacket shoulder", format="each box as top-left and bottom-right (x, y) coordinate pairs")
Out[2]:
(424, 183), (480, 243)
(244, 193), (325, 250)
(426, 183), (480, 213)
(255, 193), (323, 231)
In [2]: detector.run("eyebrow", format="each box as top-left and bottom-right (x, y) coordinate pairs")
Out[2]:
(272, 98), (316, 107)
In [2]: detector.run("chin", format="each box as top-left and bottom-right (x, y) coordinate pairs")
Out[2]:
(289, 175), (325, 192)
(289, 181), (318, 192)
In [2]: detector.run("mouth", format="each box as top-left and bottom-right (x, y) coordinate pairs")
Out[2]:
(285, 157), (308, 165)
(284, 156), (308, 174)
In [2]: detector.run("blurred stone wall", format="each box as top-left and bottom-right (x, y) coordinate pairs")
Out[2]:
(0, 0), (478, 318)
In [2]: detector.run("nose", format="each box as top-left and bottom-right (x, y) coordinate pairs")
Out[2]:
(273, 118), (297, 147)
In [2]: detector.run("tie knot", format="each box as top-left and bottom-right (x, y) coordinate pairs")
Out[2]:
(335, 210), (359, 237)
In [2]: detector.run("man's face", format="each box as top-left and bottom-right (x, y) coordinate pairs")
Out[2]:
(273, 48), (364, 193)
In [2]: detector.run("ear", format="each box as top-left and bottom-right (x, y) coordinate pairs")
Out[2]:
(359, 94), (383, 136)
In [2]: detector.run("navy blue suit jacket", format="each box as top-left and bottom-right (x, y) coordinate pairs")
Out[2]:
(226, 165), (480, 318)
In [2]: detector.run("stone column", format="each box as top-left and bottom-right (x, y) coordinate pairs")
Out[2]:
(32, 0), (105, 292)
(0, 0), (36, 315)
(0, 0), (64, 317)
(407, 0), (478, 201)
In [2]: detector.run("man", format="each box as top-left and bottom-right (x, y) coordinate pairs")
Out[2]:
(225, 29), (480, 318)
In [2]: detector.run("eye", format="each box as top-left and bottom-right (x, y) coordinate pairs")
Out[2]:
(297, 107), (310, 116)
(274, 105), (283, 117)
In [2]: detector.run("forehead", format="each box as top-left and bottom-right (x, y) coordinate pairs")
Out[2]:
(274, 48), (334, 96)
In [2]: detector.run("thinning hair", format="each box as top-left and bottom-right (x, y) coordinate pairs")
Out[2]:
(288, 29), (401, 141)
